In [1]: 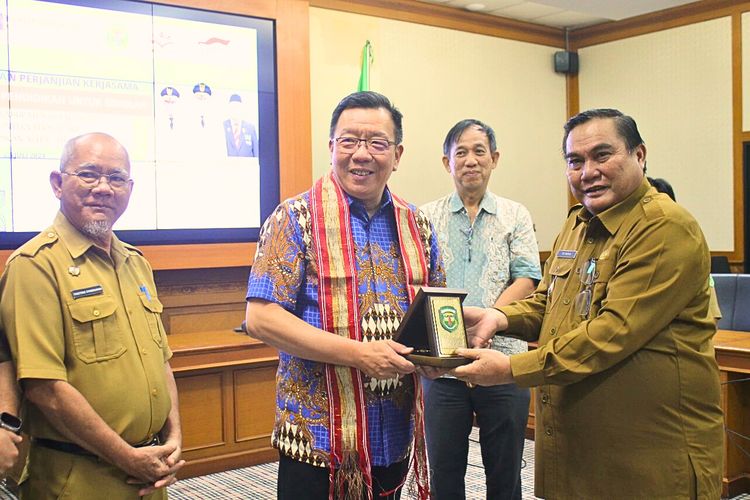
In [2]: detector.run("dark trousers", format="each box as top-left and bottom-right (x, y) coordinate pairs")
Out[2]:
(422, 377), (530, 500)
(277, 453), (409, 500)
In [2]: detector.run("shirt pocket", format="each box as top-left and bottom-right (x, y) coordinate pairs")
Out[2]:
(139, 293), (165, 348)
(589, 257), (615, 317)
(546, 257), (576, 309)
(67, 296), (125, 363)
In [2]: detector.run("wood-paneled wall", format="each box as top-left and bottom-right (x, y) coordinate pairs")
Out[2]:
(568, 0), (750, 268)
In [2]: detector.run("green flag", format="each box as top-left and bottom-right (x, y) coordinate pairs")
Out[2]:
(357, 40), (373, 91)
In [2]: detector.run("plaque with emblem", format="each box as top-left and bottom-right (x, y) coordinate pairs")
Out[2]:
(394, 287), (470, 367)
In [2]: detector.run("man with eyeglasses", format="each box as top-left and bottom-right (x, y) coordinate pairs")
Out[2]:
(419, 119), (540, 500)
(0, 132), (185, 498)
(246, 91), (445, 499)
(440, 109), (724, 498)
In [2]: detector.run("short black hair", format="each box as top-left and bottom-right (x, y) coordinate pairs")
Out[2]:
(443, 119), (497, 156)
(562, 108), (644, 155)
(647, 177), (676, 201)
(329, 91), (403, 144)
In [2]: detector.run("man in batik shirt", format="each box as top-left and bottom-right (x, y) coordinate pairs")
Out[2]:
(245, 91), (445, 500)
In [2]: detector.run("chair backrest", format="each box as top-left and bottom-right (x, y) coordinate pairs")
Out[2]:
(712, 274), (737, 330)
(733, 275), (750, 331)
(711, 256), (731, 274)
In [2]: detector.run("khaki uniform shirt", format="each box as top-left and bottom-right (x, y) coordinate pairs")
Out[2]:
(0, 212), (172, 445)
(500, 180), (724, 499)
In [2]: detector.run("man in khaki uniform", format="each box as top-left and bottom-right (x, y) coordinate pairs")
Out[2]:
(446, 109), (724, 498)
(0, 132), (184, 499)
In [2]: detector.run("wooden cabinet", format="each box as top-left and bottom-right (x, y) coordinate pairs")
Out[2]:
(169, 330), (279, 478)
(714, 330), (750, 497)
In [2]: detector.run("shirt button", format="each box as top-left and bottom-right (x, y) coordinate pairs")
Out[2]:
(586, 237), (594, 244)
(141, 348), (148, 355)
(47, 232), (55, 238)
(545, 427), (553, 436)
(93, 310), (100, 317)
(550, 328), (556, 336)
(643, 197), (651, 203)
(152, 389), (158, 397)
(541, 394), (550, 404)
(562, 298), (570, 305)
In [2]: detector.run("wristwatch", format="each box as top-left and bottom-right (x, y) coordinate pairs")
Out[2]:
(0, 412), (21, 435)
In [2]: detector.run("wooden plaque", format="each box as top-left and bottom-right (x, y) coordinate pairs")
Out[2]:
(394, 287), (470, 367)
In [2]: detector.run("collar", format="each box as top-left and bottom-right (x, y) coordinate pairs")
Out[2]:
(344, 186), (394, 215)
(53, 211), (129, 262)
(574, 177), (652, 234)
(448, 191), (496, 215)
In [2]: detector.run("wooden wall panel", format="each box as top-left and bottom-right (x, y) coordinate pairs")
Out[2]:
(234, 366), (278, 442)
(569, 1), (749, 267)
(170, 331), (279, 478)
(177, 372), (226, 451)
(167, 306), (246, 335)
(155, 267), (249, 335)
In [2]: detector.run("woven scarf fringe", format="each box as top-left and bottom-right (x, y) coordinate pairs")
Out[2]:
(410, 373), (430, 500)
(334, 451), (370, 500)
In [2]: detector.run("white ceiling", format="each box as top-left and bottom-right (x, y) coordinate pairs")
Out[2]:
(417, 0), (700, 29)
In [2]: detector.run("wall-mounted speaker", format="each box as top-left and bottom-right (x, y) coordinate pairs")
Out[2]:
(554, 51), (579, 75)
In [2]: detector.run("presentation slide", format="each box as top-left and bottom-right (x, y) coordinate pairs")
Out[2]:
(0, 0), (276, 246)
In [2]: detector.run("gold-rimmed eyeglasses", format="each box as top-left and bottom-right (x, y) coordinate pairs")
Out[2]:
(334, 136), (396, 155)
(574, 258), (598, 318)
(62, 170), (132, 189)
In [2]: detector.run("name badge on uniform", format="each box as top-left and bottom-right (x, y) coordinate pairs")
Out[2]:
(556, 250), (577, 259)
(71, 285), (103, 300)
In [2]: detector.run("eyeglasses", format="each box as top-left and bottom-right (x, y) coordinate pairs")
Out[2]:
(62, 170), (132, 189)
(574, 258), (597, 318)
(334, 136), (396, 155)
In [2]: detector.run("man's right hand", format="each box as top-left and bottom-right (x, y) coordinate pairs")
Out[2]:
(355, 339), (415, 380)
(0, 429), (21, 476)
(125, 440), (186, 496)
(119, 442), (183, 484)
(464, 306), (508, 348)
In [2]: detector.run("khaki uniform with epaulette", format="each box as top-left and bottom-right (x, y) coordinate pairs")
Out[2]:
(499, 179), (724, 499)
(0, 211), (172, 499)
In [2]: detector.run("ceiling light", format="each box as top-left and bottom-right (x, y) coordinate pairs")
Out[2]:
(464, 3), (485, 12)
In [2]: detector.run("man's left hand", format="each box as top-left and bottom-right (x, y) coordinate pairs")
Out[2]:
(449, 348), (513, 386)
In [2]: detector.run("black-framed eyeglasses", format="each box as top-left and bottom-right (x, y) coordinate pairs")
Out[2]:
(62, 170), (132, 189)
(574, 258), (598, 318)
(334, 136), (396, 155)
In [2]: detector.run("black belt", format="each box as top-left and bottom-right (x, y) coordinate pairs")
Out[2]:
(35, 434), (161, 457)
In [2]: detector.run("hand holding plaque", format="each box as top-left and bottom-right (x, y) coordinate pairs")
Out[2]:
(394, 287), (470, 367)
